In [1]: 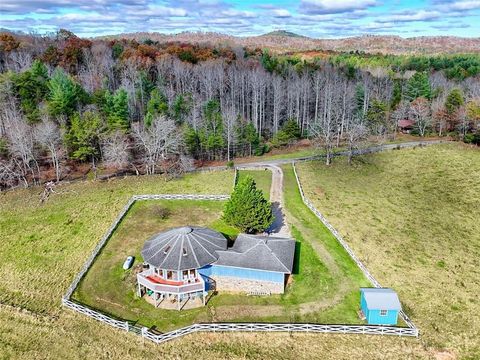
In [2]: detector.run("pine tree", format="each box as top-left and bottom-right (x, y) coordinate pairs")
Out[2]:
(145, 88), (168, 127)
(223, 176), (273, 234)
(105, 89), (129, 131)
(47, 68), (80, 118)
(203, 99), (224, 158)
(13, 60), (49, 123)
(65, 111), (101, 164)
(405, 72), (431, 101)
(445, 88), (464, 114)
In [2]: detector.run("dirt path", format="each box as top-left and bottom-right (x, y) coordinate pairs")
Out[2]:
(267, 165), (290, 237)
(213, 164), (353, 320)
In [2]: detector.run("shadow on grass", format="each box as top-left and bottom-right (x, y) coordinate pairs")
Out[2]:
(292, 240), (301, 275)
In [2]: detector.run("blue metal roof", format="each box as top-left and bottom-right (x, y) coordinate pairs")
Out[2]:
(360, 288), (402, 310)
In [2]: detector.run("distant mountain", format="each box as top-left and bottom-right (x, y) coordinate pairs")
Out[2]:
(261, 30), (305, 38)
(96, 31), (480, 55)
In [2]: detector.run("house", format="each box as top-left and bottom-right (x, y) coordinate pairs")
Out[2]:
(137, 226), (227, 310)
(398, 119), (415, 133)
(360, 288), (401, 325)
(137, 226), (295, 310)
(200, 233), (295, 294)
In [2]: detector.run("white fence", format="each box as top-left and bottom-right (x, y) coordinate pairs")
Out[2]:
(63, 193), (229, 300)
(62, 175), (418, 343)
(292, 162), (418, 333)
(139, 322), (419, 344)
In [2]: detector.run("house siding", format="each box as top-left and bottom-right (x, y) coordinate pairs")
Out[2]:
(199, 264), (285, 283)
(360, 292), (399, 325)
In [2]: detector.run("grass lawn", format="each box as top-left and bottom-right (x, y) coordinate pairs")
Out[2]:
(237, 169), (272, 200)
(0, 170), (234, 315)
(72, 168), (370, 332)
(0, 162), (433, 359)
(296, 143), (480, 359)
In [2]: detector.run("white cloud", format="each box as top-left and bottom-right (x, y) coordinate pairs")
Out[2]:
(381, 10), (441, 22)
(300, 0), (378, 14)
(271, 9), (291, 18)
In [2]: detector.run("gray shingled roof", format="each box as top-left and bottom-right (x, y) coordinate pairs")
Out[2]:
(361, 288), (402, 310)
(141, 226), (228, 271)
(214, 234), (295, 273)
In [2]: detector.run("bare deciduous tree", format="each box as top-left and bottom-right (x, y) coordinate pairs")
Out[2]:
(345, 116), (368, 165)
(410, 97), (431, 137)
(34, 117), (63, 182)
(133, 115), (182, 175)
(101, 131), (131, 170)
(3, 102), (39, 185)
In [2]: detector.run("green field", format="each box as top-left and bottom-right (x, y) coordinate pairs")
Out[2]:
(72, 168), (368, 332)
(237, 169), (272, 199)
(296, 143), (480, 359)
(1, 144), (474, 359)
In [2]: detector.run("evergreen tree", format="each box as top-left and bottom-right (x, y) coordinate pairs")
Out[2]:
(405, 72), (431, 101)
(236, 121), (259, 156)
(145, 88), (168, 127)
(183, 124), (200, 157)
(171, 94), (191, 124)
(13, 60), (49, 123)
(105, 89), (129, 131)
(65, 111), (101, 164)
(203, 99), (224, 158)
(47, 68), (82, 118)
(282, 118), (301, 139)
(366, 99), (388, 133)
(391, 80), (403, 110)
(223, 175), (273, 234)
(271, 119), (301, 147)
(354, 84), (365, 117)
(445, 88), (464, 114)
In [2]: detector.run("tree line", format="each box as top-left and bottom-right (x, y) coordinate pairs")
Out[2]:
(0, 30), (479, 189)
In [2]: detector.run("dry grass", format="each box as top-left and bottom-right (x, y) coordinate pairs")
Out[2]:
(0, 304), (429, 360)
(296, 143), (480, 359)
(3, 146), (475, 359)
(0, 170), (234, 315)
(73, 167), (367, 331)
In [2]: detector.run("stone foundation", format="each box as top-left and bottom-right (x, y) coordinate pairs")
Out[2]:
(211, 276), (284, 294)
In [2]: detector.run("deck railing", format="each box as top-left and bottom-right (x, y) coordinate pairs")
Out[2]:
(137, 271), (205, 294)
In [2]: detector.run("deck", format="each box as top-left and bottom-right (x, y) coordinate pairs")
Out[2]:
(137, 270), (205, 295)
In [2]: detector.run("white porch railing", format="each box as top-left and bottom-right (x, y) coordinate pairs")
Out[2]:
(137, 271), (205, 295)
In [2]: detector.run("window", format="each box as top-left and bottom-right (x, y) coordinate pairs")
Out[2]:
(380, 310), (388, 316)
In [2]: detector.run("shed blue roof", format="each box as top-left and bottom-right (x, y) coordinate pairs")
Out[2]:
(360, 288), (401, 310)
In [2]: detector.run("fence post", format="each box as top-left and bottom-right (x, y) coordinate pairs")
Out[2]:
(292, 162), (419, 334)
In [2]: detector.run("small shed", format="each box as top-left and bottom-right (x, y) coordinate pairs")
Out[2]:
(360, 288), (401, 325)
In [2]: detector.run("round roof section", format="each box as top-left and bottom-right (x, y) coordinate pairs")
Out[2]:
(141, 226), (228, 271)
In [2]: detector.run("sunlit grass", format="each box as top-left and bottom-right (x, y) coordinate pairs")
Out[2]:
(296, 143), (480, 358)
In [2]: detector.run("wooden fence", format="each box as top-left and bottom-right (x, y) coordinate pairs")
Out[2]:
(292, 162), (418, 333)
(62, 172), (418, 344)
(64, 193), (229, 300)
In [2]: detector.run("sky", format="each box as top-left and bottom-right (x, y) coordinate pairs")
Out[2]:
(1, 0), (479, 38)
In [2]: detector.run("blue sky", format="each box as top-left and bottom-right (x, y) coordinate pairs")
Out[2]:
(1, 0), (479, 38)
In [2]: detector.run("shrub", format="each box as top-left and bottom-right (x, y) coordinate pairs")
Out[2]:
(152, 206), (171, 219)
(271, 119), (301, 148)
(254, 143), (269, 156)
(464, 133), (480, 145)
(223, 175), (273, 234)
(226, 160), (234, 168)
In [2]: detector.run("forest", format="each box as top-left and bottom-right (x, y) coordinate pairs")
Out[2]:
(0, 29), (479, 189)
